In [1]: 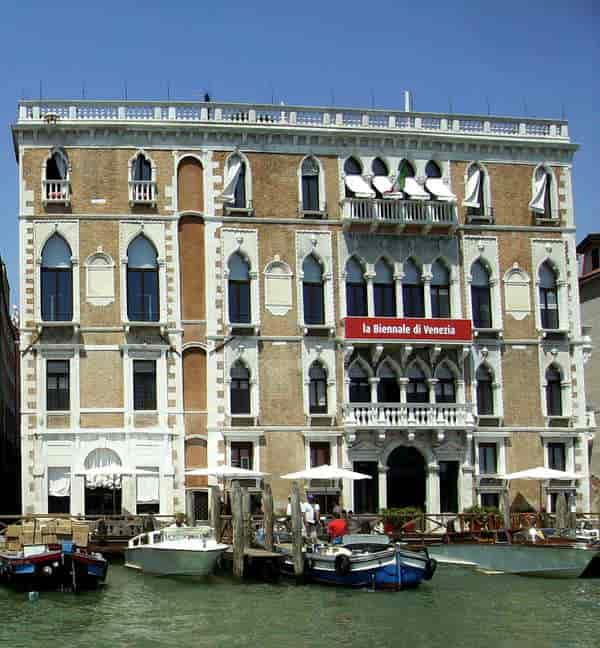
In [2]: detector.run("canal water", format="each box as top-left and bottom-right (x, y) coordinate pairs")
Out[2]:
(1, 563), (599, 648)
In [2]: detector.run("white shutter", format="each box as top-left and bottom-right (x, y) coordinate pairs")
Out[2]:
(220, 159), (242, 202)
(463, 167), (481, 207)
(372, 175), (402, 199)
(402, 177), (429, 201)
(136, 467), (160, 503)
(425, 178), (456, 202)
(344, 175), (375, 198)
(529, 169), (548, 214)
(48, 467), (71, 497)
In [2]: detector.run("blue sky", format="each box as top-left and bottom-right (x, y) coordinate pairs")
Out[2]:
(0, 0), (597, 303)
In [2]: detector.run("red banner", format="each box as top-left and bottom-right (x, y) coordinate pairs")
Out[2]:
(344, 317), (472, 341)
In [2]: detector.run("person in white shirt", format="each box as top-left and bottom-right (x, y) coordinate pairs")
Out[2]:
(303, 496), (317, 539)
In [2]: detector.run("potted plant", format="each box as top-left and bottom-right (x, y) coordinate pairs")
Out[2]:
(380, 507), (424, 534)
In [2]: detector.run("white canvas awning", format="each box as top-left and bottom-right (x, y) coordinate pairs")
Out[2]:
(185, 465), (269, 479)
(463, 167), (481, 207)
(280, 464), (372, 481)
(48, 467), (71, 498)
(425, 178), (456, 202)
(504, 467), (579, 481)
(344, 175), (375, 198)
(220, 158), (242, 202)
(372, 175), (403, 199)
(529, 169), (548, 214)
(401, 177), (429, 201)
(137, 467), (160, 504)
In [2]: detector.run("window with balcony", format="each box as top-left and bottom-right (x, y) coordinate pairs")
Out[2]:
(302, 255), (325, 325)
(435, 366), (456, 403)
(127, 235), (159, 322)
(545, 365), (563, 416)
(228, 253), (251, 324)
(41, 234), (73, 322)
(349, 364), (371, 403)
(476, 365), (494, 415)
(309, 362), (328, 414)
(133, 360), (157, 411)
(407, 365), (428, 403)
(431, 260), (450, 318)
(44, 148), (69, 203)
(374, 259), (396, 316)
(230, 362), (251, 415)
(471, 260), (492, 328)
(464, 163), (488, 219)
(47, 360), (70, 411)
(130, 153), (154, 204)
(301, 156), (320, 213)
(310, 442), (331, 467)
(479, 443), (497, 474)
(402, 259), (425, 318)
(222, 154), (249, 210)
(425, 160), (442, 179)
(231, 442), (253, 470)
(397, 159), (428, 200)
(548, 442), (566, 471)
(371, 158), (397, 198)
(377, 363), (400, 402)
(344, 157), (362, 198)
(424, 161), (456, 202)
(346, 258), (367, 316)
(529, 166), (555, 219)
(539, 262), (559, 330)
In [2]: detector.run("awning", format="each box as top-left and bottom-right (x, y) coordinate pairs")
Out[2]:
(220, 158), (242, 202)
(529, 169), (548, 214)
(463, 167), (481, 207)
(425, 178), (456, 202)
(402, 177), (429, 201)
(372, 175), (403, 199)
(137, 467), (160, 504)
(48, 467), (70, 498)
(344, 175), (375, 198)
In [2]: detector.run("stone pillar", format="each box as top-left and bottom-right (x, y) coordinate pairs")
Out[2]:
(71, 475), (85, 516)
(426, 461), (440, 519)
(369, 377), (380, 403)
(423, 276), (432, 318)
(378, 462), (388, 511)
(399, 377), (408, 403)
(121, 475), (137, 515)
(427, 378), (438, 405)
(366, 270), (375, 317)
(394, 271), (404, 317)
(460, 432), (475, 512)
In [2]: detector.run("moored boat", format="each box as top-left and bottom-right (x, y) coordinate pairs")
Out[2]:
(125, 526), (228, 576)
(281, 534), (436, 590)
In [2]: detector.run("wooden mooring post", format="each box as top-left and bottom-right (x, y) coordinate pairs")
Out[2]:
(291, 481), (304, 580)
(209, 486), (222, 541)
(263, 483), (274, 551)
(231, 481), (244, 578)
(242, 488), (252, 550)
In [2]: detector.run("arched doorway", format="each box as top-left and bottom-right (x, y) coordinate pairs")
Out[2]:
(84, 448), (123, 515)
(386, 446), (426, 510)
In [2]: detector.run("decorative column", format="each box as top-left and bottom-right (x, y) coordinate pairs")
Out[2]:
(369, 377), (380, 404)
(378, 461), (388, 511)
(121, 475), (137, 515)
(394, 270), (404, 317)
(365, 269), (375, 317)
(460, 432), (475, 512)
(423, 267), (432, 318)
(426, 461), (440, 521)
(71, 475), (85, 516)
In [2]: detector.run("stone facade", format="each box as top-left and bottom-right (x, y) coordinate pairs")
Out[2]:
(13, 99), (593, 519)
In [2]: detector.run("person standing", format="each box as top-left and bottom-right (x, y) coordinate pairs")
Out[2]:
(327, 512), (348, 541)
(302, 496), (317, 539)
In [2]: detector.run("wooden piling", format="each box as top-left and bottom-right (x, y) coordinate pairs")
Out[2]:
(291, 481), (304, 579)
(263, 483), (274, 551)
(231, 481), (244, 578)
(209, 486), (222, 541)
(242, 488), (252, 549)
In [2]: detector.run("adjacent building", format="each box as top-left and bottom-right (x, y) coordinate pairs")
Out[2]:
(0, 256), (19, 513)
(12, 97), (594, 518)
(577, 234), (600, 511)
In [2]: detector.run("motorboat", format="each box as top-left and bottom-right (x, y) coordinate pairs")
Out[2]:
(125, 526), (228, 576)
(281, 534), (436, 590)
(0, 541), (108, 591)
(428, 530), (600, 578)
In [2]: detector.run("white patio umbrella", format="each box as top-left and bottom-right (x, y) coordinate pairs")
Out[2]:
(504, 466), (579, 513)
(185, 465), (269, 479)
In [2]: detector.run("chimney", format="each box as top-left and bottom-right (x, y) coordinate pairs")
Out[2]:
(404, 90), (412, 113)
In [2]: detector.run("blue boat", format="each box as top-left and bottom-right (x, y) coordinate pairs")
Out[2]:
(282, 535), (436, 590)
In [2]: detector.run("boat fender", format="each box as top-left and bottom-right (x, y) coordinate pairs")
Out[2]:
(334, 554), (351, 577)
(424, 558), (437, 581)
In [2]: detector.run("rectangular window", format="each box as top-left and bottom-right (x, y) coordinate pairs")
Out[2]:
(136, 466), (160, 514)
(480, 493), (500, 509)
(479, 443), (497, 475)
(231, 442), (253, 470)
(471, 286), (492, 328)
(592, 249), (600, 271)
(310, 442), (331, 467)
(540, 287), (559, 330)
(48, 466), (71, 514)
(303, 283), (325, 325)
(133, 360), (157, 410)
(431, 286), (450, 318)
(127, 269), (159, 322)
(229, 282), (251, 324)
(402, 285), (425, 318)
(374, 284), (396, 317)
(41, 269), (73, 321)
(47, 360), (70, 411)
(548, 443), (566, 471)
(302, 176), (319, 212)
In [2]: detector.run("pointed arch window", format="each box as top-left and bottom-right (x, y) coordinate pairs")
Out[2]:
(301, 157), (320, 212)
(228, 253), (251, 324)
(425, 161), (442, 178)
(44, 149), (69, 203)
(407, 365), (428, 403)
(127, 236), (159, 322)
(41, 234), (73, 321)
(546, 366), (563, 416)
(302, 255), (325, 325)
(403, 259), (425, 318)
(309, 362), (328, 414)
(349, 364), (371, 403)
(346, 258), (367, 316)
(530, 166), (555, 219)
(431, 260), (450, 318)
(539, 262), (559, 329)
(464, 163), (487, 218)
(471, 260), (492, 328)
(222, 154), (248, 209)
(130, 153), (155, 204)
(476, 365), (494, 415)
(344, 157), (373, 198)
(230, 362), (251, 415)
(374, 259), (396, 316)
(377, 364), (400, 403)
(435, 366), (456, 403)
(371, 158), (396, 198)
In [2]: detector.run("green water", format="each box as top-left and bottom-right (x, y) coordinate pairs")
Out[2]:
(1, 564), (599, 648)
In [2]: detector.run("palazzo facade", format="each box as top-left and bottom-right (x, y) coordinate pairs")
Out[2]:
(13, 98), (593, 518)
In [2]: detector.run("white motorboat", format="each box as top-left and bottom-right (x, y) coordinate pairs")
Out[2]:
(125, 526), (228, 576)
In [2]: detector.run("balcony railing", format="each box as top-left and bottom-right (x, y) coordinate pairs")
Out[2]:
(43, 179), (70, 205)
(342, 198), (457, 229)
(343, 402), (475, 428)
(129, 180), (157, 205)
(17, 100), (570, 142)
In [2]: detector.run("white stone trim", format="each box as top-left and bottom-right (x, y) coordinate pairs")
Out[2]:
(463, 236), (501, 330)
(297, 155), (326, 213)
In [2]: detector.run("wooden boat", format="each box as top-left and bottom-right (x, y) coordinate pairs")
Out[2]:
(281, 534), (436, 590)
(125, 526), (228, 576)
(0, 541), (108, 591)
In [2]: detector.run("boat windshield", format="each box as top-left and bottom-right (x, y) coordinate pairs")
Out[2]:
(159, 526), (215, 543)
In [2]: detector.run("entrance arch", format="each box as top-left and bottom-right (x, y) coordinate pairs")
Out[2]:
(386, 446), (426, 510)
(84, 448), (123, 515)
